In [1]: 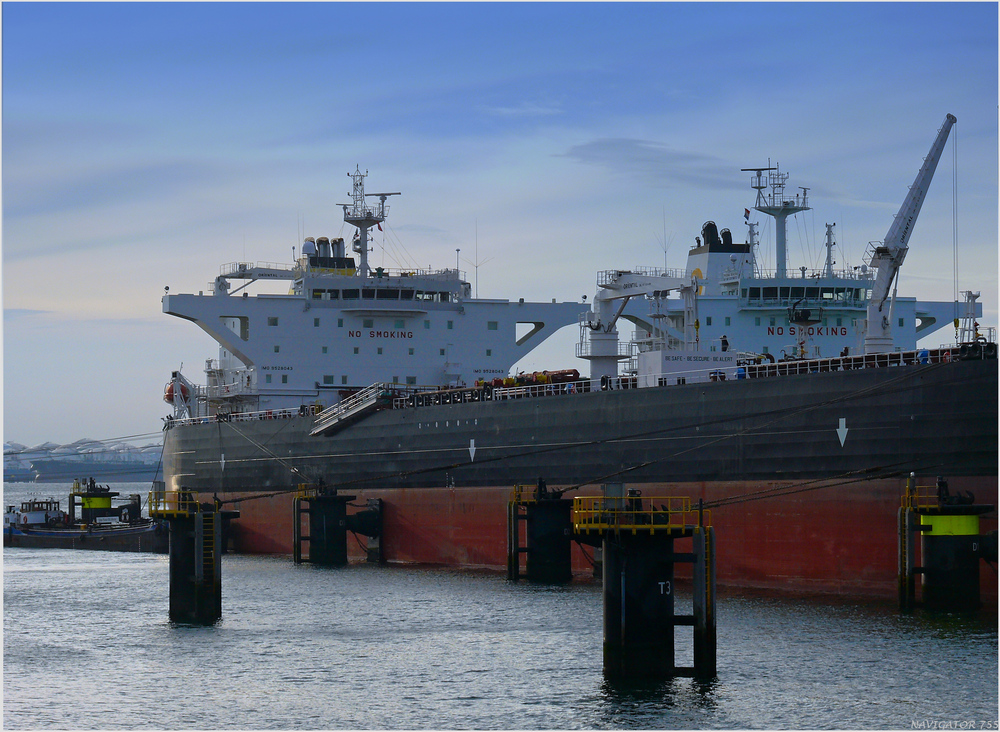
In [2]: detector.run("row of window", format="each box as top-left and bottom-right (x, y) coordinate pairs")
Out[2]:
(270, 345), (495, 357)
(310, 288), (457, 303)
(263, 373), (421, 386)
(741, 286), (869, 302)
(743, 316), (903, 327)
(321, 375), (419, 386)
(268, 317), (500, 331)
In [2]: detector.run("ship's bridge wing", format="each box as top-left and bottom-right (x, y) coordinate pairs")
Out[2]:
(220, 262), (296, 280)
(162, 293), (257, 366)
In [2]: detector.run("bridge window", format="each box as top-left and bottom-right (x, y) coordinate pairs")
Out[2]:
(342, 289), (359, 300)
(749, 287), (760, 300)
(362, 289), (376, 299)
(323, 375), (334, 385)
(363, 319), (374, 328)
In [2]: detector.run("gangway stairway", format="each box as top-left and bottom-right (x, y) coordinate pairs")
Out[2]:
(310, 382), (388, 436)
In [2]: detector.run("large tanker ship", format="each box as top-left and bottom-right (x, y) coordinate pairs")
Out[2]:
(160, 115), (997, 599)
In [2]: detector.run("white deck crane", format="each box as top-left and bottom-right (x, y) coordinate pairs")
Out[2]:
(580, 268), (693, 383)
(864, 114), (956, 354)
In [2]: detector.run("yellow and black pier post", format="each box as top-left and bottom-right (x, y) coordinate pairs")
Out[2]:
(294, 486), (354, 566)
(507, 480), (574, 583)
(293, 487), (383, 566)
(899, 473), (996, 612)
(575, 490), (716, 679)
(149, 489), (222, 623)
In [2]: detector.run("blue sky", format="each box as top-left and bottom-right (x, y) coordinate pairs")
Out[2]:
(4, 2), (997, 447)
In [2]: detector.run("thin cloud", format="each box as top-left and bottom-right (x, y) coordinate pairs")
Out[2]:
(560, 138), (740, 191)
(3, 309), (51, 320)
(481, 101), (563, 118)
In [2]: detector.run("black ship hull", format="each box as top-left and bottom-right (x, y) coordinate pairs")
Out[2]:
(161, 356), (998, 599)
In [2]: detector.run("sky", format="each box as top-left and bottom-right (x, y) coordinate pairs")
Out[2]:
(3, 2), (998, 448)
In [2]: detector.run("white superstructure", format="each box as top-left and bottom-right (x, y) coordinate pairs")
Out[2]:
(579, 114), (975, 387)
(164, 169), (586, 418)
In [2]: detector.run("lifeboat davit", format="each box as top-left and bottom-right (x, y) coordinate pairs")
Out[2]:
(163, 380), (190, 405)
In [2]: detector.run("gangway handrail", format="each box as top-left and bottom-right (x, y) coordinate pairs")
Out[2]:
(310, 382), (387, 435)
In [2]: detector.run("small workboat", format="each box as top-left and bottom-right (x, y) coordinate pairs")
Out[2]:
(3, 479), (168, 553)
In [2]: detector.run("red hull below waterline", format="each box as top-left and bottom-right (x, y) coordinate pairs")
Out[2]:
(211, 475), (997, 605)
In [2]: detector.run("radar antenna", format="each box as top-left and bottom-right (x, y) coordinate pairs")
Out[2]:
(340, 166), (400, 277)
(741, 164), (810, 278)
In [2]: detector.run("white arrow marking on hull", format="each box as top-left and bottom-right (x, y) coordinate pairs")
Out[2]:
(469, 439), (476, 461)
(836, 418), (849, 447)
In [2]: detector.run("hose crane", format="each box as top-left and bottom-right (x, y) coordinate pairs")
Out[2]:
(864, 114), (956, 354)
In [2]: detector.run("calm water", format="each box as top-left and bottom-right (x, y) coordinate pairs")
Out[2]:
(4, 482), (998, 730)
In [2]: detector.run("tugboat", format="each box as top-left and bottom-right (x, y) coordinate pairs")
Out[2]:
(3, 478), (168, 553)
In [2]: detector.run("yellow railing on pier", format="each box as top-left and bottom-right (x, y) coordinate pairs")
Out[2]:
(901, 475), (945, 512)
(573, 495), (710, 535)
(148, 490), (201, 518)
(509, 484), (550, 504)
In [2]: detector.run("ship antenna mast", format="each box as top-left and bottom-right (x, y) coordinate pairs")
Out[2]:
(340, 166), (400, 278)
(741, 163), (810, 279)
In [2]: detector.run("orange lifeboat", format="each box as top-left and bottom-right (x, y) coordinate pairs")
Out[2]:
(163, 380), (190, 404)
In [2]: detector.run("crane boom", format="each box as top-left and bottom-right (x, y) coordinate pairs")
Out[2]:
(864, 113), (956, 354)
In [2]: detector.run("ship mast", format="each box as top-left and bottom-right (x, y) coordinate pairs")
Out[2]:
(742, 165), (810, 278)
(341, 167), (400, 278)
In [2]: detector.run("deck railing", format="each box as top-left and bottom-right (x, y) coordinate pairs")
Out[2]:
(164, 343), (988, 431)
